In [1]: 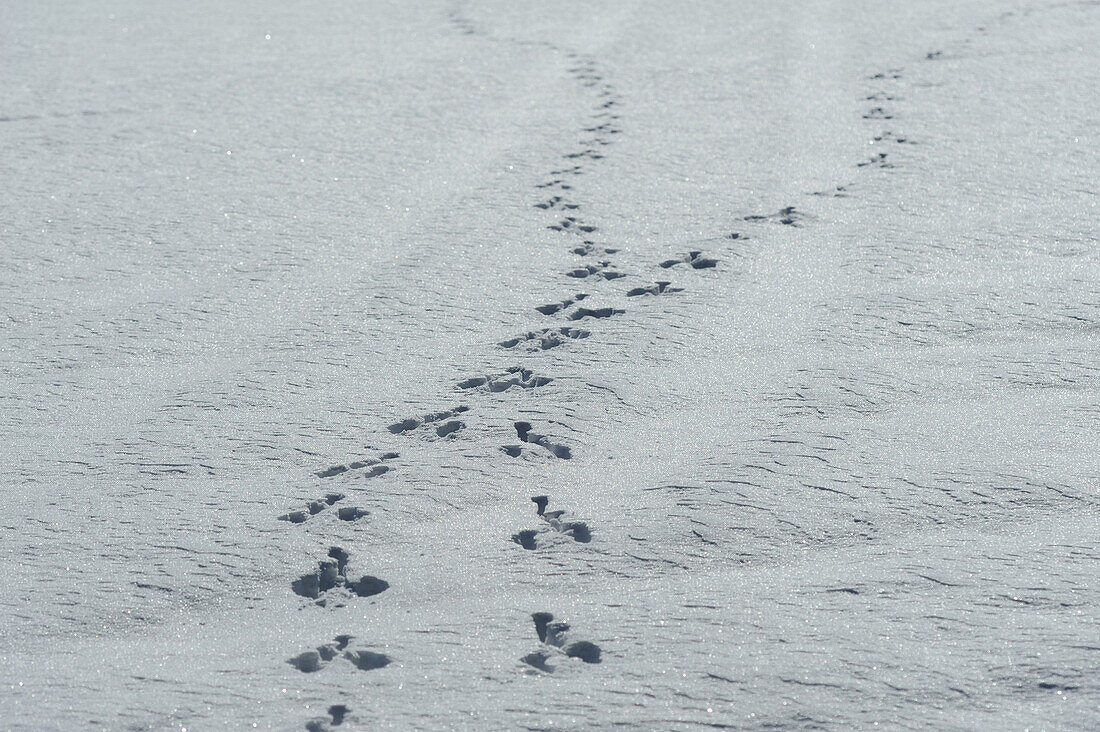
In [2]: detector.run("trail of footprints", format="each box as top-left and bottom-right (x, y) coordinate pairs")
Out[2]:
(271, 11), (770, 724)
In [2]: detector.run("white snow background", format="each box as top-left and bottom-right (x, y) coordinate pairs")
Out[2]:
(1, 0), (1097, 729)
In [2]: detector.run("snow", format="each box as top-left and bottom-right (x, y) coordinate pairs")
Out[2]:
(2, 0), (1098, 729)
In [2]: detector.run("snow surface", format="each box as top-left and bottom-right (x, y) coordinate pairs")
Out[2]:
(2, 0), (1098, 729)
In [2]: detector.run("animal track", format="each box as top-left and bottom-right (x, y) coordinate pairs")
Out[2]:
(571, 241), (619, 257)
(811, 185), (851, 198)
(742, 206), (806, 227)
(857, 152), (894, 168)
(446, 8), (477, 36)
(388, 407), (469, 438)
(305, 705), (350, 732)
(288, 634), (353, 672)
(583, 123), (620, 135)
(511, 494), (592, 549)
(291, 547), (389, 606)
(279, 493), (345, 524)
(521, 612), (602, 672)
(627, 281), (682, 297)
(534, 196), (580, 211)
(344, 650), (391, 671)
(566, 261), (625, 280)
(336, 506), (369, 521)
(863, 107), (894, 120)
(535, 178), (571, 190)
(508, 422), (572, 459)
(316, 451), (399, 479)
(435, 420), (463, 437)
(659, 251), (718, 269)
(548, 216), (598, 233)
(569, 307), (623, 321)
(561, 149), (604, 161)
(869, 68), (903, 80)
(499, 326), (590, 351)
(536, 293), (588, 316)
(289, 635), (390, 679)
(457, 367), (553, 392)
(873, 131), (914, 145)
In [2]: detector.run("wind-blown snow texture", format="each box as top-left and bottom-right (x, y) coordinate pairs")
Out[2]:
(2, 0), (1098, 729)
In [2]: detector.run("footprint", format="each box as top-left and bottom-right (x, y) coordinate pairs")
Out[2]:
(521, 612), (602, 672)
(511, 529), (539, 549)
(547, 216), (598, 233)
(336, 506), (370, 521)
(498, 327), (589, 351)
(568, 307), (623, 321)
(457, 367), (553, 392)
(344, 650), (391, 671)
(305, 705), (350, 732)
(316, 451), (399, 479)
(658, 251), (718, 269)
(627, 281), (682, 297)
(513, 422), (572, 459)
(290, 635), (390, 678)
(566, 261), (625, 280)
(512, 494), (592, 549)
(435, 420), (464, 437)
(388, 407), (469, 436)
(520, 650), (555, 673)
(873, 131), (914, 145)
(279, 493), (345, 524)
(562, 149), (604, 161)
(288, 635), (353, 673)
(742, 206), (805, 227)
(811, 185), (851, 198)
(857, 152), (893, 168)
(536, 294), (588, 316)
(869, 68), (903, 80)
(863, 107), (894, 120)
(571, 241), (619, 257)
(291, 547), (389, 606)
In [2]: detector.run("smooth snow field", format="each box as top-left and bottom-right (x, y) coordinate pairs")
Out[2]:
(2, 0), (1098, 729)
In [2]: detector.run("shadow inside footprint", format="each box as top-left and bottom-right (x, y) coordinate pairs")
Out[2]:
(569, 307), (623, 321)
(565, 640), (602, 664)
(346, 576), (389, 598)
(436, 420), (464, 438)
(287, 651), (323, 673)
(521, 650), (555, 673)
(344, 650), (391, 671)
(292, 560), (341, 599)
(337, 507), (369, 521)
(562, 521), (591, 543)
(512, 530), (538, 550)
(328, 705), (349, 725)
(388, 417), (420, 434)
